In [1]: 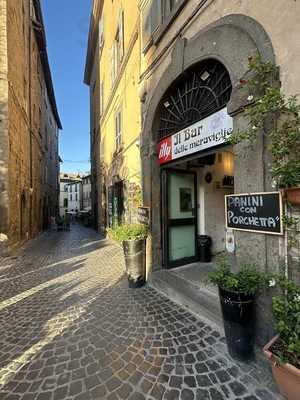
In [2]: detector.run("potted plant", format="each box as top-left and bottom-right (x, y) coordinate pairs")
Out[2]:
(208, 256), (270, 361)
(263, 275), (300, 400)
(107, 223), (148, 288)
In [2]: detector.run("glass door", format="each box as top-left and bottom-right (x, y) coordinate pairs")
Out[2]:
(162, 169), (197, 268)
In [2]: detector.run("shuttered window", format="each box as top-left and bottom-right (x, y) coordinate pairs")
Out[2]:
(141, 0), (161, 51)
(141, 0), (187, 52)
(115, 109), (122, 149)
(100, 81), (104, 117)
(99, 16), (104, 49)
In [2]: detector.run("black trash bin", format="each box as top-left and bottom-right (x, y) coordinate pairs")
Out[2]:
(218, 287), (255, 361)
(197, 235), (212, 262)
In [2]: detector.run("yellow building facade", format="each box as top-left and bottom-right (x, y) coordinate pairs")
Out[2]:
(85, 0), (142, 231)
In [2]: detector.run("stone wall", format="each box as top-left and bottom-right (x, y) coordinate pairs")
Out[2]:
(0, 0), (9, 251)
(0, 0), (60, 253)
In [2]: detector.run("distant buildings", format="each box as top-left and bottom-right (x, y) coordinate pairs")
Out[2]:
(67, 180), (82, 214)
(59, 173), (91, 217)
(0, 0), (61, 253)
(59, 173), (80, 217)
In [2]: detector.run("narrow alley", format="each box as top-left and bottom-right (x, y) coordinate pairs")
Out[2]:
(0, 225), (281, 400)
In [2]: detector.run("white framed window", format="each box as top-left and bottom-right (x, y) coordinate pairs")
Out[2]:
(100, 81), (104, 117)
(115, 109), (122, 150)
(99, 16), (104, 49)
(111, 9), (124, 84)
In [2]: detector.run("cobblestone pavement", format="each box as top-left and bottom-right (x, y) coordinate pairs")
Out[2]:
(0, 225), (282, 400)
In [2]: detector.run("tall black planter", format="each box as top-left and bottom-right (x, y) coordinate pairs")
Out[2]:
(218, 287), (256, 361)
(122, 239), (146, 288)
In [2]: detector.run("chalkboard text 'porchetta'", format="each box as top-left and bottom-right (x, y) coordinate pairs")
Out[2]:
(227, 194), (280, 230)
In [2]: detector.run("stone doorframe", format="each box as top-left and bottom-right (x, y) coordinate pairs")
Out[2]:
(141, 14), (277, 273)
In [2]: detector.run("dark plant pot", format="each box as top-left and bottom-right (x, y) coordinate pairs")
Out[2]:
(122, 239), (146, 289)
(263, 335), (300, 400)
(285, 187), (300, 206)
(218, 287), (256, 361)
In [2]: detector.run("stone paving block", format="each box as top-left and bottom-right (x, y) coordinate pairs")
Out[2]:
(0, 226), (283, 400)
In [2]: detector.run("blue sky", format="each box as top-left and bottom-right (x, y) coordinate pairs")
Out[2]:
(42, 0), (92, 173)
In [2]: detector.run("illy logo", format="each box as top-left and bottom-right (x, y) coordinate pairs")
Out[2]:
(159, 140), (171, 161)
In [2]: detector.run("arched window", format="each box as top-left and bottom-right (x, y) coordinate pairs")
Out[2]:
(158, 59), (232, 140)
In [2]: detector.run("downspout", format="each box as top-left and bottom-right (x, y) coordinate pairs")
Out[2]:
(284, 199), (289, 280)
(28, 0), (33, 237)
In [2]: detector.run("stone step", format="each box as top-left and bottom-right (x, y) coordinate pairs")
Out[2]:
(149, 266), (223, 329)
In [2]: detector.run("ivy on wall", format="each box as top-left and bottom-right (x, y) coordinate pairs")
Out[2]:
(230, 56), (300, 189)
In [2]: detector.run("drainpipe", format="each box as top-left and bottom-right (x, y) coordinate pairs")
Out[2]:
(284, 198), (289, 280)
(28, 0), (33, 237)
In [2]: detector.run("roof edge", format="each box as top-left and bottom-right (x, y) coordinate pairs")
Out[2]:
(33, 0), (62, 129)
(84, 0), (103, 85)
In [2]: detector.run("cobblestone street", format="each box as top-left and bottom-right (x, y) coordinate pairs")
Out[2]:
(0, 225), (282, 400)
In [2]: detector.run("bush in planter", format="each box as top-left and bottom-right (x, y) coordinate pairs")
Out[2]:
(107, 223), (148, 242)
(263, 276), (300, 399)
(208, 256), (271, 361)
(107, 224), (148, 288)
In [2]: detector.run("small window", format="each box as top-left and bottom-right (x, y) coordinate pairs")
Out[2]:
(115, 109), (122, 149)
(63, 198), (68, 208)
(111, 10), (124, 84)
(99, 17), (104, 49)
(100, 81), (104, 116)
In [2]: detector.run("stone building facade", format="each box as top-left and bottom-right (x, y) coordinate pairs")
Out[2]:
(0, 0), (61, 254)
(85, 0), (142, 233)
(139, 0), (300, 343)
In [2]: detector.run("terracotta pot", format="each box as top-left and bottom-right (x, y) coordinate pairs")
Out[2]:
(285, 187), (300, 206)
(263, 335), (300, 400)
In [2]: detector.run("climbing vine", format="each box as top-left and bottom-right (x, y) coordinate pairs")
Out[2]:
(230, 56), (300, 189)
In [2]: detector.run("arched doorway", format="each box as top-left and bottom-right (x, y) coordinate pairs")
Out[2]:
(155, 59), (233, 268)
(140, 14), (276, 271)
(157, 58), (232, 140)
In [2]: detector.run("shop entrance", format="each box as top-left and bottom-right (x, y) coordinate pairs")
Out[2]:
(162, 169), (197, 268)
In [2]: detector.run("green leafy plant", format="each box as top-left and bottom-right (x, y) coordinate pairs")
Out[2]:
(208, 255), (270, 295)
(271, 275), (300, 368)
(107, 223), (148, 242)
(230, 55), (300, 189)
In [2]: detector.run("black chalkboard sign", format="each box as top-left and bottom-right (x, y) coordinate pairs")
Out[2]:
(137, 207), (150, 225)
(225, 192), (283, 235)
